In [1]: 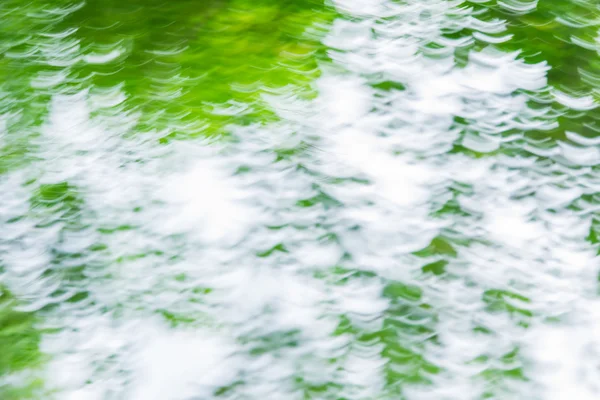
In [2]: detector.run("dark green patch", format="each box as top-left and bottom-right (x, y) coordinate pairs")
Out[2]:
(296, 190), (342, 209)
(97, 225), (135, 234)
(372, 81), (406, 92)
(256, 243), (289, 257)
(422, 260), (448, 275)
(413, 237), (458, 258)
(30, 182), (83, 220)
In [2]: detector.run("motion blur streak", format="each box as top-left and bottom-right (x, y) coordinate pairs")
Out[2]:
(0, 0), (599, 399)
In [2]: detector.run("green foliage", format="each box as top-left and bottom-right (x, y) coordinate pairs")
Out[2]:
(0, 288), (44, 376)
(1, 0), (600, 398)
(0, 378), (47, 400)
(413, 237), (458, 258)
(0, 0), (337, 177)
(327, 275), (441, 397)
(449, 0), (600, 150)
(30, 182), (82, 216)
(61, 0), (337, 138)
(421, 260), (448, 276)
(0, 288), (48, 399)
(482, 289), (533, 326)
(256, 243), (289, 257)
(296, 190), (343, 209)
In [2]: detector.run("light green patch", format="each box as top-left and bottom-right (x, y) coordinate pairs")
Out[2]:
(471, 347), (529, 398)
(329, 277), (441, 397)
(0, 289), (44, 375)
(61, 0), (338, 138)
(0, 287), (49, 399)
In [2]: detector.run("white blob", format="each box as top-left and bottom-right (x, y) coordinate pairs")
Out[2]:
(130, 326), (236, 400)
(158, 159), (256, 245)
(84, 49), (123, 64)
